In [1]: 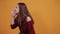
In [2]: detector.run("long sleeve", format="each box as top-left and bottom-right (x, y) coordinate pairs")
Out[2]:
(11, 17), (18, 29)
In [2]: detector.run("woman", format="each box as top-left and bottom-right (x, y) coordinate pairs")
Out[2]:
(11, 3), (35, 34)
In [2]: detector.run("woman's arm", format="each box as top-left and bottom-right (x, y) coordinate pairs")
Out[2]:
(11, 9), (18, 29)
(11, 17), (18, 29)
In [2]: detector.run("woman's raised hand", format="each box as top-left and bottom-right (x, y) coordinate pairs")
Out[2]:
(11, 8), (16, 17)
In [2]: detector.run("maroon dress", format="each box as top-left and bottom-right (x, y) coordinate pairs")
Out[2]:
(11, 17), (35, 34)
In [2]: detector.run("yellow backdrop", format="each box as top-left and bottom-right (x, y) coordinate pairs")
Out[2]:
(0, 0), (60, 34)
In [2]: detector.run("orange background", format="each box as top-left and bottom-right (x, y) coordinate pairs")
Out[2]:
(0, 0), (60, 34)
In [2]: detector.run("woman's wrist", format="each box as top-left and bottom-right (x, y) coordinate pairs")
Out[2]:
(11, 17), (15, 25)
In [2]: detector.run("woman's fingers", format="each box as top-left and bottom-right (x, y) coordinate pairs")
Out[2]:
(11, 8), (16, 17)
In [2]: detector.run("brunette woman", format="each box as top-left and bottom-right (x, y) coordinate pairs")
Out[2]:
(11, 3), (35, 34)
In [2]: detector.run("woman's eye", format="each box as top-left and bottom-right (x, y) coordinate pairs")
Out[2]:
(16, 7), (17, 8)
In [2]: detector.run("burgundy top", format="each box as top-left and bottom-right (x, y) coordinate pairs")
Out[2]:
(11, 17), (35, 34)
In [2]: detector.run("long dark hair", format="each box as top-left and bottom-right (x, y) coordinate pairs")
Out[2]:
(15, 3), (34, 26)
(18, 3), (30, 17)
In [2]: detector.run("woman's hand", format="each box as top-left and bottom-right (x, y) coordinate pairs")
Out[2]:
(11, 8), (16, 17)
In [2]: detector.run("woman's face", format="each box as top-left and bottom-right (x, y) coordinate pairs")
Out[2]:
(15, 5), (19, 13)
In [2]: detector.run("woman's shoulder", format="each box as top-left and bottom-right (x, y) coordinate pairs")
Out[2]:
(26, 16), (31, 22)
